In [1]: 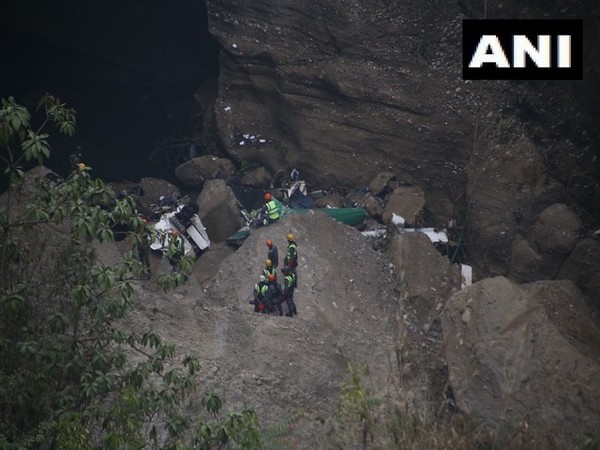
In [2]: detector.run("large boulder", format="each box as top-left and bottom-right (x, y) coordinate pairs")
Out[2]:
(196, 179), (242, 242)
(441, 276), (600, 447)
(508, 234), (543, 283)
(368, 171), (396, 197)
(381, 185), (426, 226)
(175, 155), (236, 189)
(240, 166), (272, 188)
(387, 231), (460, 306)
(136, 177), (182, 218)
(532, 203), (581, 256)
(312, 193), (343, 208)
(558, 238), (600, 304)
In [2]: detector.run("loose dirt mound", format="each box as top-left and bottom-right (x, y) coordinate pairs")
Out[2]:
(131, 212), (401, 447)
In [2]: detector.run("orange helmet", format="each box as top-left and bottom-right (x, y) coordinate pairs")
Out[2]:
(266, 239), (273, 248)
(264, 192), (271, 201)
(265, 259), (272, 267)
(267, 274), (276, 282)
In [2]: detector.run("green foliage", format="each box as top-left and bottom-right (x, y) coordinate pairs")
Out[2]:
(239, 159), (259, 177)
(189, 394), (263, 450)
(0, 96), (264, 449)
(334, 362), (381, 448)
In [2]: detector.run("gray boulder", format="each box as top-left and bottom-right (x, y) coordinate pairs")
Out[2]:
(508, 234), (543, 283)
(137, 177), (181, 218)
(558, 238), (600, 303)
(359, 192), (383, 219)
(196, 179), (242, 242)
(387, 231), (460, 306)
(441, 276), (600, 447)
(175, 155), (236, 188)
(368, 171), (396, 197)
(533, 203), (581, 256)
(312, 193), (343, 208)
(381, 185), (426, 225)
(240, 166), (272, 188)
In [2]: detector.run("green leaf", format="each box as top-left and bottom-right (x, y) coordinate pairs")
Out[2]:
(202, 392), (222, 414)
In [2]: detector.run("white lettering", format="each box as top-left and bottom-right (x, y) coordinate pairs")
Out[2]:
(468, 35), (510, 68)
(558, 35), (571, 68)
(513, 35), (550, 68)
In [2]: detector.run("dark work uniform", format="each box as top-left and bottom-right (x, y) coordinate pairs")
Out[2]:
(267, 245), (279, 268)
(251, 281), (269, 313)
(283, 272), (297, 317)
(266, 279), (283, 316)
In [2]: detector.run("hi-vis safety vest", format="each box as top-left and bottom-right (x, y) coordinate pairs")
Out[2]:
(265, 200), (280, 220)
(169, 236), (184, 257)
(263, 266), (276, 279)
(285, 273), (296, 290)
(286, 242), (298, 267)
(254, 283), (268, 299)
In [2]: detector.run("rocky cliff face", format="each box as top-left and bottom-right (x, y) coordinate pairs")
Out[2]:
(206, 0), (471, 211)
(206, 0), (600, 295)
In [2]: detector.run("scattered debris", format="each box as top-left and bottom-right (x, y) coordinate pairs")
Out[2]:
(402, 227), (448, 244)
(149, 197), (210, 257)
(460, 264), (472, 289)
(361, 229), (387, 238)
(391, 213), (405, 230)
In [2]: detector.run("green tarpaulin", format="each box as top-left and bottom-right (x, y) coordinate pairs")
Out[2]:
(226, 207), (367, 245)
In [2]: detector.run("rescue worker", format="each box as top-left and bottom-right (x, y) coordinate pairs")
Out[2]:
(266, 239), (278, 268)
(284, 233), (298, 270)
(282, 267), (297, 317)
(250, 275), (269, 313)
(266, 274), (283, 316)
(262, 259), (276, 279)
(167, 229), (185, 272)
(136, 218), (152, 279)
(263, 193), (280, 223)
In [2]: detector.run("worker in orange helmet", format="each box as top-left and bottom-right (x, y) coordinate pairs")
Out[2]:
(263, 192), (280, 224)
(266, 239), (278, 268)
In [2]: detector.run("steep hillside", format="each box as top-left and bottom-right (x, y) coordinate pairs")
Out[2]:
(127, 213), (403, 447)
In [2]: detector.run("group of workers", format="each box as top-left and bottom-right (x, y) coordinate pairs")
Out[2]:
(250, 233), (299, 317)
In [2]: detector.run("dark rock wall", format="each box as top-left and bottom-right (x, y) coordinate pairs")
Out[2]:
(207, 0), (471, 204)
(207, 0), (600, 290)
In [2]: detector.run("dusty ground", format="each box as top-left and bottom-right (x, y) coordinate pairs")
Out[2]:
(114, 213), (422, 447)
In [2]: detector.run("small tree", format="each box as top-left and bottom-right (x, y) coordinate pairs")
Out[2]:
(0, 95), (263, 449)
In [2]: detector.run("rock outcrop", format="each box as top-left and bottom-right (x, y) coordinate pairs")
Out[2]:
(206, 0), (471, 212)
(196, 179), (242, 242)
(441, 276), (600, 446)
(387, 231), (460, 319)
(175, 155), (236, 189)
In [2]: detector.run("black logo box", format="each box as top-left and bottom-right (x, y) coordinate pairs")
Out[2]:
(462, 19), (583, 80)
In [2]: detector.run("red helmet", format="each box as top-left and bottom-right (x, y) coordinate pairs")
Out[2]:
(264, 192), (271, 201)
(266, 239), (273, 248)
(267, 274), (276, 282)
